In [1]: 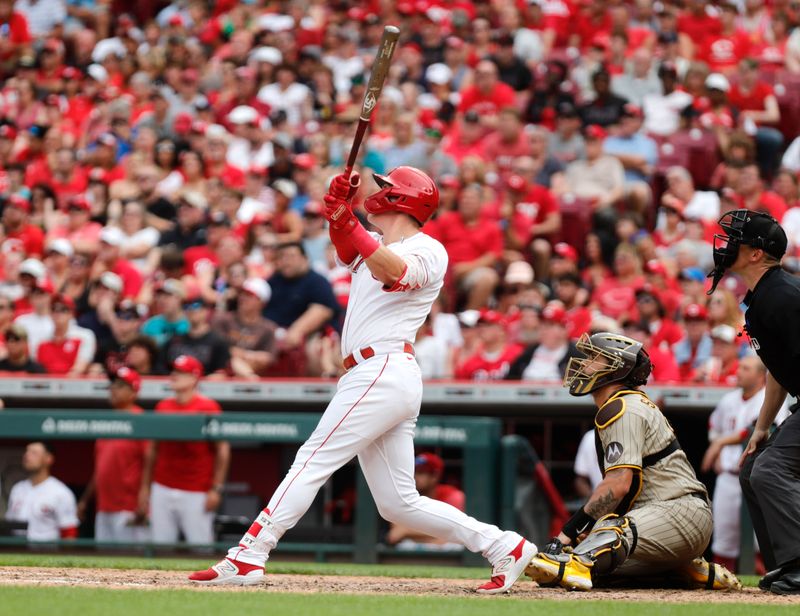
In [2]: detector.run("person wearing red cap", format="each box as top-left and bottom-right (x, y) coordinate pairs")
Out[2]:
(507, 302), (580, 381)
(455, 310), (524, 380)
(141, 355), (229, 546)
(2, 194), (44, 257)
(0, 1), (32, 64)
(77, 367), (150, 543)
(386, 453), (466, 547)
(36, 293), (96, 375)
(26, 147), (88, 208)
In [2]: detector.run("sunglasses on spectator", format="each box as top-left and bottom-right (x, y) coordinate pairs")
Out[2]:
(6, 335), (24, 342)
(0, 303), (12, 311)
(52, 305), (72, 313)
(183, 300), (207, 311)
(70, 257), (89, 267)
(116, 312), (139, 321)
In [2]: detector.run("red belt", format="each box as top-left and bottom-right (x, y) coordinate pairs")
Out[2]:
(343, 342), (415, 371)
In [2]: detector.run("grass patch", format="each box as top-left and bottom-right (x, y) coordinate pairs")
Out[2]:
(0, 587), (785, 616)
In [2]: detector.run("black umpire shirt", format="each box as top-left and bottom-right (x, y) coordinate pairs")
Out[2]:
(743, 266), (800, 397)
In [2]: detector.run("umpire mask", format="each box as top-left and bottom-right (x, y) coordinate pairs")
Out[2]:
(707, 209), (787, 295)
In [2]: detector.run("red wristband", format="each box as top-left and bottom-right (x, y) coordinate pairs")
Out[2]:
(329, 226), (359, 264)
(348, 222), (380, 259)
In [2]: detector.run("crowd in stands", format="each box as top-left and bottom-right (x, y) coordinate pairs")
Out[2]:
(1, 0), (800, 384)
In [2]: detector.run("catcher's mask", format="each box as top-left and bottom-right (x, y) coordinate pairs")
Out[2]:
(708, 209), (787, 295)
(564, 332), (652, 397)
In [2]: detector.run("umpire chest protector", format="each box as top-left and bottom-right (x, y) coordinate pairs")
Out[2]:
(593, 389), (683, 514)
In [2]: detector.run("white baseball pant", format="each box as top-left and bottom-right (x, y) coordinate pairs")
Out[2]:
(95, 511), (149, 543)
(712, 472), (742, 559)
(229, 352), (523, 566)
(150, 482), (214, 545)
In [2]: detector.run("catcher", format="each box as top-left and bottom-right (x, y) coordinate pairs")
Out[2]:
(525, 332), (741, 591)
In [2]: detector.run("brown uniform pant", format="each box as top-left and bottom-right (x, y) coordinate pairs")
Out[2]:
(613, 494), (713, 577)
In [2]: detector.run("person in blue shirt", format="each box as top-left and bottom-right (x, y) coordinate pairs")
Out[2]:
(141, 279), (190, 348)
(264, 242), (340, 350)
(602, 104), (658, 218)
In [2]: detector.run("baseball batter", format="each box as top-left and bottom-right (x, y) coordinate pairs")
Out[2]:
(525, 332), (741, 591)
(190, 167), (536, 593)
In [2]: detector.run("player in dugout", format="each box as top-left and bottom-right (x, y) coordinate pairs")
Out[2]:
(525, 332), (741, 591)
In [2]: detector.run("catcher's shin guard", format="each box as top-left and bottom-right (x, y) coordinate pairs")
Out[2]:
(571, 514), (635, 575)
(526, 515), (635, 591)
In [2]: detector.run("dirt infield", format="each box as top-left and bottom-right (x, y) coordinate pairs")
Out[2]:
(0, 566), (798, 604)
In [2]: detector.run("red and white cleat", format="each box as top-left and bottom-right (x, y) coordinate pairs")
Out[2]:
(476, 538), (537, 595)
(188, 557), (265, 586)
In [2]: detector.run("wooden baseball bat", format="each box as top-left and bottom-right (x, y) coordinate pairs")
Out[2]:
(343, 25), (401, 181)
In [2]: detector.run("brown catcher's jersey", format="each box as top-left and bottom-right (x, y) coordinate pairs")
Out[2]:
(594, 389), (707, 512)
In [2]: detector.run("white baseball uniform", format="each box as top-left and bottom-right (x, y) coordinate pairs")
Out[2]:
(6, 477), (79, 541)
(228, 232), (527, 566)
(709, 387), (765, 559)
(574, 429), (603, 490)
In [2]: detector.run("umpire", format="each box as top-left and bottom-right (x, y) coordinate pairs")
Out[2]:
(708, 208), (800, 594)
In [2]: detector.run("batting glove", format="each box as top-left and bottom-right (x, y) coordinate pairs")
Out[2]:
(323, 195), (358, 232)
(328, 173), (361, 202)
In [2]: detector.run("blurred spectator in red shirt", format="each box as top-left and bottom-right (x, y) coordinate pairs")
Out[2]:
(36, 293), (96, 375)
(728, 58), (782, 177)
(673, 303), (714, 382)
(487, 174), (561, 277)
(591, 243), (646, 321)
(635, 286), (684, 349)
(77, 367), (149, 543)
(0, 0), (32, 65)
(694, 324), (741, 386)
(442, 111), (487, 164)
(734, 163), (788, 220)
(428, 184), (503, 311)
(552, 273), (591, 341)
(507, 302), (579, 382)
(3, 194), (43, 257)
(47, 195), (102, 255)
(702, 3), (751, 74)
(481, 108), (531, 181)
(455, 310), (523, 381)
(91, 227), (143, 299)
(386, 453), (465, 547)
(458, 60), (516, 127)
(141, 355), (230, 545)
(622, 319), (681, 384)
(678, 0), (722, 58)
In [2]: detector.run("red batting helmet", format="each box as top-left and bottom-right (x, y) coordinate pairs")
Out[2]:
(364, 166), (439, 225)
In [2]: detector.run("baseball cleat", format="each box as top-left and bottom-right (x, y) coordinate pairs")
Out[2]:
(188, 557), (265, 586)
(476, 538), (538, 594)
(681, 557), (742, 591)
(525, 552), (593, 591)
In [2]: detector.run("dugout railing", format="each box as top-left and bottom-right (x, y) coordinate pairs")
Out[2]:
(0, 410), (502, 565)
